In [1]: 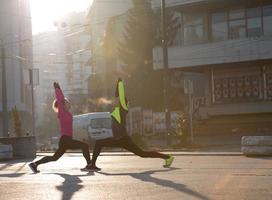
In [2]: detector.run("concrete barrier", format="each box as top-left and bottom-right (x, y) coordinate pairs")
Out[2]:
(241, 136), (272, 156)
(0, 144), (13, 160)
(0, 136), (36, 159)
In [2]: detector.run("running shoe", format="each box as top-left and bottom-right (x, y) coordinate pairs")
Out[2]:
(163, 155), (174, 168)
(80, 165), (90, 171)
(28, 162), (40, 173)
(80, 163), (93, 171)
(88, 165), (101, 171)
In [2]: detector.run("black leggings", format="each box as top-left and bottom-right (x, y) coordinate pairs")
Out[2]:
(35, 136), (91, 166)
(91, 136), (169, 166)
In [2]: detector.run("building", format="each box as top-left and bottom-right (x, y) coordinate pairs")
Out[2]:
(0, 0), (33, 137)
(33, 12), (92, 125)
(33, 30), (69, 126)
(61, 12), (92, 114)
(152, 0), (272, 142)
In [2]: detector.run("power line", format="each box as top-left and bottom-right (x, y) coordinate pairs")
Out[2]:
(4, 35), (270, 66)
(2, 3), (271, 67)
(4, 56), (91, 65)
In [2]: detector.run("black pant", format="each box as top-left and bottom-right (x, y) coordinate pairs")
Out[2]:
(91, 136), (169, 166)
(35, 136), (91, 166)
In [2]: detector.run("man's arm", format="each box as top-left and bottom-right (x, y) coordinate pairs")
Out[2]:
(117, 79), (128, 111)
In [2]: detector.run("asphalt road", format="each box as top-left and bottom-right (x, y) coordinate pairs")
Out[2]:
(0, 153), (271, 200)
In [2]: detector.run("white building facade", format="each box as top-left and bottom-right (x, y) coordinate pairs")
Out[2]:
(62, 12), (91, 100)
(33, 30), (69, 126)
(33, 11), (92, 125)
(0, 0), (33, 136)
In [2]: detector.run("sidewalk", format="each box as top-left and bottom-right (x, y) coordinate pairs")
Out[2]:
(36, 144), (243, 157)
(36, 152), (242, 157)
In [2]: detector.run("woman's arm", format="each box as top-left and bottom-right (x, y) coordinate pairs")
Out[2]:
(54, 82), (64, 111)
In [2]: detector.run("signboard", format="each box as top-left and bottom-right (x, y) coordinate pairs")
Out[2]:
(142, 109), (153, 136)
(153, 112), (166, 134)
(130, 107), (142, 135)
(170, 111), (182, 131)
(184, 79), (193, 94)
(29, 68), (39, 86)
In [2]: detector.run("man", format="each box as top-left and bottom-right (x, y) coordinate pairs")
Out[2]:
(88, 78), (174, 171)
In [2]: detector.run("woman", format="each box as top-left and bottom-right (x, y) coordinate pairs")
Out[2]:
(28, 82), (91, 173)
(88, 78), (174, 171)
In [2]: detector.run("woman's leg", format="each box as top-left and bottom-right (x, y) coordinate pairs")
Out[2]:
(66, 139), (91, 165)
(29, 137), (67, 172)
(35, 145), (66, 165)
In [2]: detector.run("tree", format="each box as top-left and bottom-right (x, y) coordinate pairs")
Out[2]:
(118, 2), (181, 65)
(117, 1), (181, 109)
(117, 0), (154, 107)
(118, 0), (153, 75)
(152, 7), (181, 47)
(88, 16), (119, 111)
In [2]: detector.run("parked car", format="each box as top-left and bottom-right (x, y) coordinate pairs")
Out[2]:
(73, 112), (113, 144)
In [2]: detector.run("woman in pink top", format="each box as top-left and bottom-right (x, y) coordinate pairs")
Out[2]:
(29, 82), (91, 173)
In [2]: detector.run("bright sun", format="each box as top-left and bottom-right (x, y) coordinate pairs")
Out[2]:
(30, 0), (92, 35)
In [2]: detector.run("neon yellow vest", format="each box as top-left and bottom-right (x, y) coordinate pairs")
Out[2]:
(111, 107), (121, 124)
(111, 80), (128, 124)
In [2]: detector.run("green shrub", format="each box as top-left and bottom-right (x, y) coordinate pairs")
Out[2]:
(12, 106), (22, 137)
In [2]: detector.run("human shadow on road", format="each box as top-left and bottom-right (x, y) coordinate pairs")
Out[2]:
(0, 172), (25, 178)
(0, 158), (32, 171)
(246, 156), (272, 161)
(0, 159), (31, 177)
(47, 172), (94, 200)
(0, 163), (12, 171)
(96, 168), (210, 200)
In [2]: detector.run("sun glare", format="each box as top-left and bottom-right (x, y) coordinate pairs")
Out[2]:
(30, 0), (92, 35)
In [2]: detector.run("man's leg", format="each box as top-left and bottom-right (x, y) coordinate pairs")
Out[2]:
(122, 136), (169, 159)
(122, 137), (174, 167)
(91, 138), (121, 168)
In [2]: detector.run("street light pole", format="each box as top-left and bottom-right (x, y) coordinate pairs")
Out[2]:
(1, 40), (8, 137)
(29, 68), (39, 136)
(161, 0), (171, 146)
(187, 80), (194, 144)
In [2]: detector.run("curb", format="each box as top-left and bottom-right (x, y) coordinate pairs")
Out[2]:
(37, 151), (243, 157)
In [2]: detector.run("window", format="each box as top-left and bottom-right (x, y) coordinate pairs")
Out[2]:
(172, 11), (183, 46)
(212, 11), (228, 41)
(263, 5), (272, 36)
(90, 118), (112, 129)
(247, 7), (262, 37)
(184, 13), (205, 45)
(229, 8), (246, 39)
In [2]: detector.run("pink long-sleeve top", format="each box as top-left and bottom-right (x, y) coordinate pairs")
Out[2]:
(55, 88), (73, 137)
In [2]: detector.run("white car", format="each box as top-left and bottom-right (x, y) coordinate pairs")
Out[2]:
(73, 112), (113, 142)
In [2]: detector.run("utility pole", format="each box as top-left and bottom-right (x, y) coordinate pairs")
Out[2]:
(188, 80), (194, 144)
(1, 41), (8, 137)
(29, 68), (39, 136)
(161, 0), (171, 146)
(184, 79), (194, 144)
